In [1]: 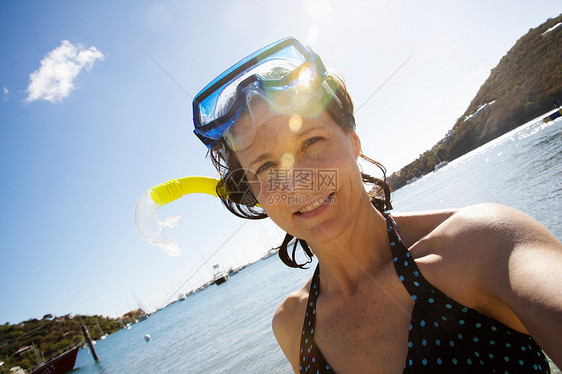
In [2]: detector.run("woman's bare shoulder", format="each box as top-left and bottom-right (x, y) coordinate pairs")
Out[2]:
(272, 277), (313, 372)
(392, 202), (557, 246)
(427, 203), (559, 245)
(272, 281), (310, 331)
(413, 203), (561, 307)
(394, 203), (560, 285)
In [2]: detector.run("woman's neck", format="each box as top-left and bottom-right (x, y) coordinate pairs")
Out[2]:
(309, 193), (392, 295)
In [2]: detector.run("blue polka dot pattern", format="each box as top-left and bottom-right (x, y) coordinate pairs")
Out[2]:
(299, 214), (550, 373)
(300, 265), (333, 373)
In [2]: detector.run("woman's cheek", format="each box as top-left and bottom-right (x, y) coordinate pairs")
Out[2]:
(256, 178), (280, 209)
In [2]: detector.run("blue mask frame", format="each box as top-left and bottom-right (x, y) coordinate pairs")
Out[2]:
(193, 37), (328, 149)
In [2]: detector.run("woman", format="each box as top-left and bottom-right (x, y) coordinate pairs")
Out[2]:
(192, 37), (561, 373)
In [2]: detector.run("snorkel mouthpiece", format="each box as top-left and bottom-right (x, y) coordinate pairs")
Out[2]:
(134, 176), (219, 256)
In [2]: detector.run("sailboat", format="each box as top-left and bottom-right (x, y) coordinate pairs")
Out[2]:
(30, 345), (80, 374)
(97, 323), (108, 340)
(406, 165), (421, 184)
(433, 151), (448, 171)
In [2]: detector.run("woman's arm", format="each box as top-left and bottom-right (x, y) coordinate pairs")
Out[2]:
(486, 205), (561, 365)
(448, 204), (562, 366)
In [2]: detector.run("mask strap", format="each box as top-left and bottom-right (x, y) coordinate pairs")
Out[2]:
(217, 142), (230, 163)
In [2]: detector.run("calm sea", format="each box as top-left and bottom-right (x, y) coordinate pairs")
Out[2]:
(74, 112), (561, 373)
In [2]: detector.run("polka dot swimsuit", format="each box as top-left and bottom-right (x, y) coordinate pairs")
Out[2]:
(299, 214), (550, 373)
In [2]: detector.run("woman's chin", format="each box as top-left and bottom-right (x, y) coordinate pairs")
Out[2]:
(301, 217), (350, 246)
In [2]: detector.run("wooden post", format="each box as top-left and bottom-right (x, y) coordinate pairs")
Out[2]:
(80, 325), (99, 362)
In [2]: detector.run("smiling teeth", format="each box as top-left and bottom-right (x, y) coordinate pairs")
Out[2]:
(300, 200), (324, 214)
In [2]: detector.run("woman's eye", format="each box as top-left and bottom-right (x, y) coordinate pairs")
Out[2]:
(256, 161), (275, 174)
(303, 136), (323, 148)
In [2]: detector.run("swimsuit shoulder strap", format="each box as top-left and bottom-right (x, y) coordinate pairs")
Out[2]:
(384, 213), (427, 299)
(300, 265), (333, 373)
(301, 265), (320, 347)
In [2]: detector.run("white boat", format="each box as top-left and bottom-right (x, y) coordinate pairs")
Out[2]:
(434, 161), (448, 170)
(464, 100), (495, 122)
(212, 264), (229, 285)
(433, 150), (448, 171)
(97, 324), (108, 340)
(406, 176), (421, 185)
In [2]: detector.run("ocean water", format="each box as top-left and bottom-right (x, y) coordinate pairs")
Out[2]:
(73, 113), (561, 373)
(74, 255), (312, 374)
(392, 111), (561, 240)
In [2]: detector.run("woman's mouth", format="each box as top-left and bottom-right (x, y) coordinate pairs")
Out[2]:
(299, 200), (324, 214)
(296, 193), (335, 215)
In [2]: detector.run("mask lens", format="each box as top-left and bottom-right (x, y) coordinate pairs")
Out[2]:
(197, 45), (306, 127)
(221, 74), (328, 152)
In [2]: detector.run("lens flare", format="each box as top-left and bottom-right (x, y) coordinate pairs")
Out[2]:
(281, 153), (295, 168)
(295, 66), (314, 88)
(289, 114), (303, 132)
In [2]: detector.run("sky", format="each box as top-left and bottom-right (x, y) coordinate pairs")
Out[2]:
(1, 0), (560, 324)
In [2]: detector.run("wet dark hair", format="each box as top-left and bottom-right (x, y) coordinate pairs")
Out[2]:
(207, 73), (392, 268)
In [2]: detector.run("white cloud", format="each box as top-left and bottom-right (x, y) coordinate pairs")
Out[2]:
(3, 87), (8, 101)
(26, 40), (104, 103)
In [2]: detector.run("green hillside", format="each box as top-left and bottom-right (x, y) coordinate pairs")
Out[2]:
(387, 14), (562, 190)
(0, 310), (145, 372)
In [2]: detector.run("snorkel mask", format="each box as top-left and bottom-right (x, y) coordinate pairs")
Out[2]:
(193, 37), (335, 153)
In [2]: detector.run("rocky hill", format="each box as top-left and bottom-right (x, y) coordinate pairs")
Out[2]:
(388, 14), (562, 190)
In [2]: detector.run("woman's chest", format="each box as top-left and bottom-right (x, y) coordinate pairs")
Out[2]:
(313, 273), (415, 373)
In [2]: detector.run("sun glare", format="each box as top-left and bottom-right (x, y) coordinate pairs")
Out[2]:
(306, 0), (332, 20)
(281, 153), (295, 168)
(296, 66), (314, 88)
(308, 24), (320, 43)
(289, 114), (303, 132)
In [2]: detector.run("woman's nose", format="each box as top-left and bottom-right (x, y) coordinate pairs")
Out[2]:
(271, 155), (316, 193)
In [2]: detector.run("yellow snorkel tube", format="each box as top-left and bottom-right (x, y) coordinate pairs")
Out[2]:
(134, 176), (219, 256)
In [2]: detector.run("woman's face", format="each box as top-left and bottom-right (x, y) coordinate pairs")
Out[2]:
(233, 103), (365, 245)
